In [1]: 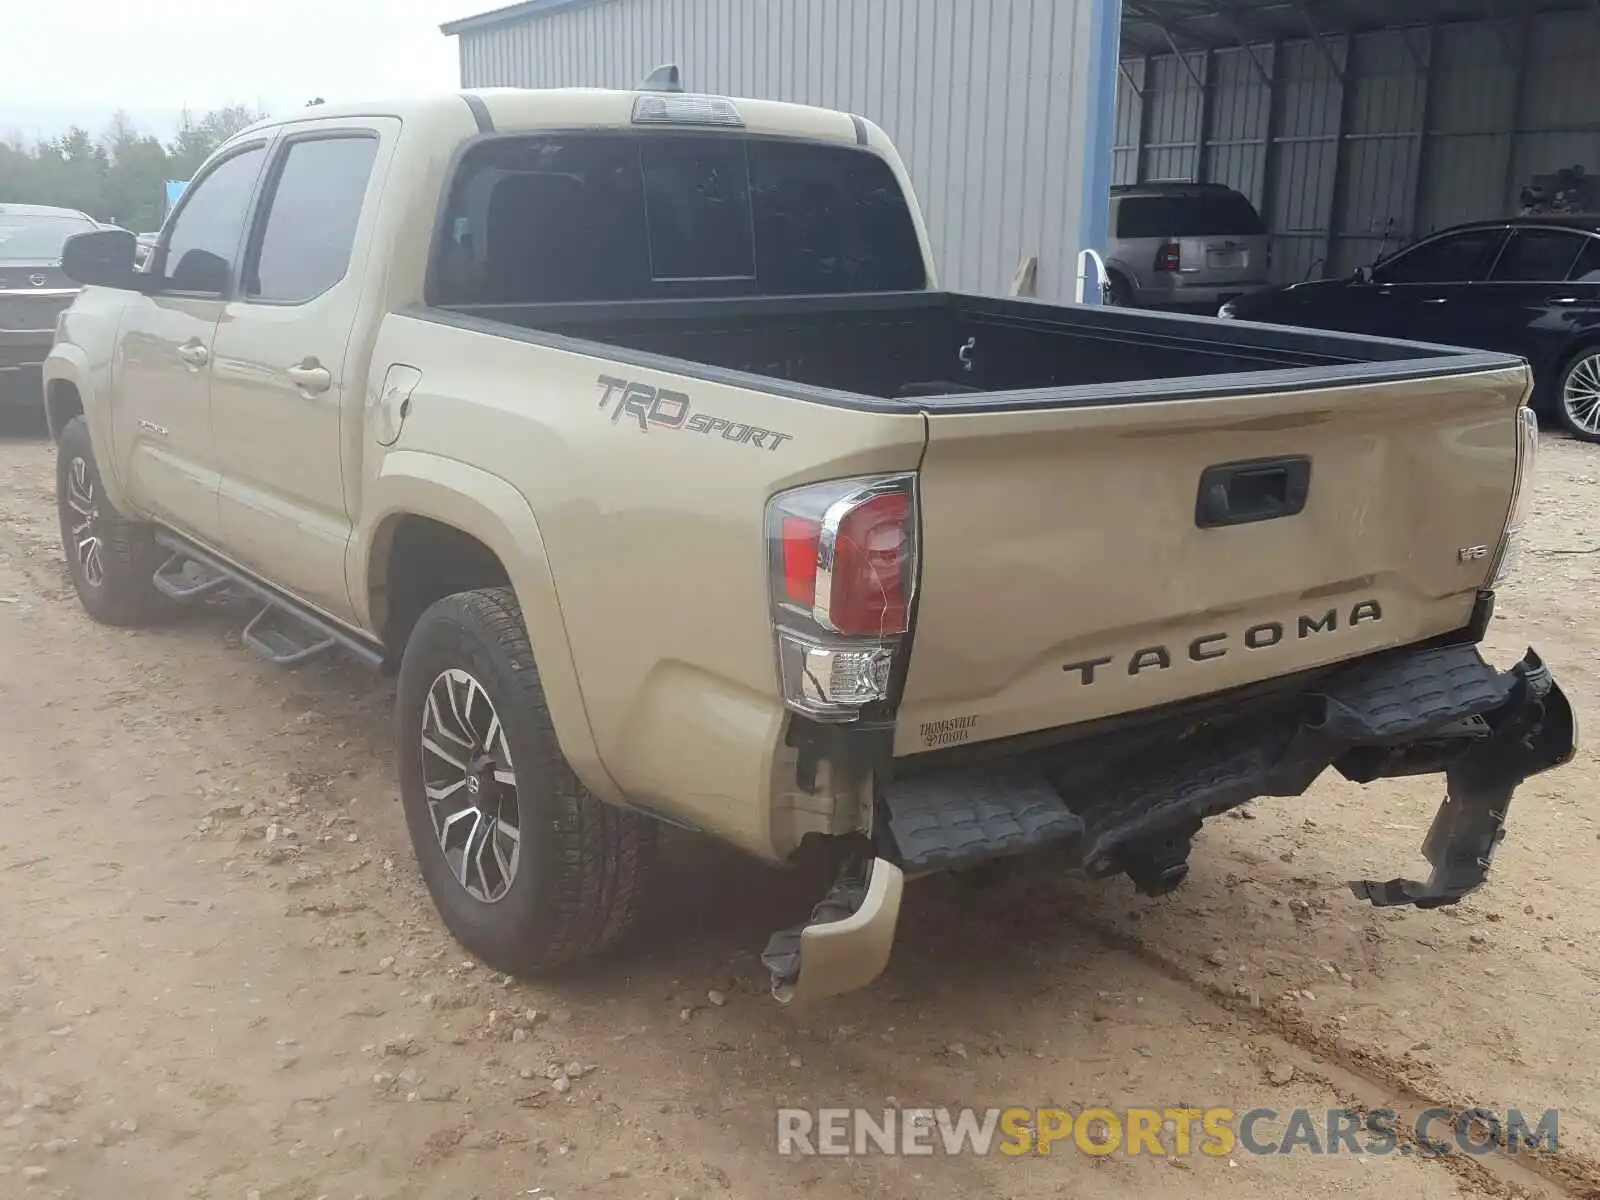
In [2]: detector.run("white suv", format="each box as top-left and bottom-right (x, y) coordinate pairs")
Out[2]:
(1105, 182), (1270, 310)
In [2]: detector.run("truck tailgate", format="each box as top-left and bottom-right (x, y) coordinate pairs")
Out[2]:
(895, 365), (1529, 756)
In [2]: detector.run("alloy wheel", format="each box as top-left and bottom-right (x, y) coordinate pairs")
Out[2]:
(64, 457), (105, 588)
(419, 667), (522, 903)
(1562, 352), (1600, 436)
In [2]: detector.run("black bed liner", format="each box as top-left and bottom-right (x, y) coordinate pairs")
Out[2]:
(416, 289), (1525, 416)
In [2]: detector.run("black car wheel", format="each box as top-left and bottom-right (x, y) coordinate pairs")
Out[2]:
(1554, 347), (1600, 444)
(396, 587), (656, 976)
(55, 416), (176, 626)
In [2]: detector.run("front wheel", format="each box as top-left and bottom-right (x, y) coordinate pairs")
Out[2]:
(1552, 346), (1600, 443)
(55, 416), (175, 627)
(396, 587), (655, 975)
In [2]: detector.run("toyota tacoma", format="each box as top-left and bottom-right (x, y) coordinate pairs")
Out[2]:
(43, 76), (1576, 1003)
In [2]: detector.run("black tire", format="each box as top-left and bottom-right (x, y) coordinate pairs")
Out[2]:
(1107, 272), (1135, 307)
(1550, 345), (1600, 444)
(396, 586), (655, 975)
(55, 415), (175, 627)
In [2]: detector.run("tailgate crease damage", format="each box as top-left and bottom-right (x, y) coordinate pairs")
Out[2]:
(765, 640), (1575, 1003)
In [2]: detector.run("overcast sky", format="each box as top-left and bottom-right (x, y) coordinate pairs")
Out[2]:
(1, 0), (478, 141)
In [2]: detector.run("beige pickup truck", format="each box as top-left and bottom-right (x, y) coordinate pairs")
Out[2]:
(46, 77), (1576, 1004)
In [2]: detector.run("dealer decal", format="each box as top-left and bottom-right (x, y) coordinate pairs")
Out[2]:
(596, 374), (793, 451)
(920, 715), (978, 749)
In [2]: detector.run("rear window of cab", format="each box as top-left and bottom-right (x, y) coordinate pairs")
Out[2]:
(429, 132), (927, 304)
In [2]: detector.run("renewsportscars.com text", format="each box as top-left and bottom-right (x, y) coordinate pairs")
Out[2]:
(776, 1106), (1560, 1158)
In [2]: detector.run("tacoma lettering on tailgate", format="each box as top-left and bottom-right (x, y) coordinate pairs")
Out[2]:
(1063, 600), (1383, 686)
(596, 374), (793, 451)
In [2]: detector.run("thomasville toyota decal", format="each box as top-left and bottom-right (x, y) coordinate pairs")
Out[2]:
(596, 374), (793, 451)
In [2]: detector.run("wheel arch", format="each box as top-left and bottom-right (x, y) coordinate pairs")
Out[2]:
(43, 343), (135, 514)
(357, 451), (622, 804)
(44, 378), (84, 442)
(1104, 263), (1137, 304)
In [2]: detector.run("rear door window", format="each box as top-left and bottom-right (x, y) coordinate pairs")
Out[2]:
(1372, 228), (1507, 285)
(246, 135), (379, 304)
(431, 132), (926, 305)
(1115, 192), (1264, 239)
(1567, 237), (1600, 283)
(1487, 228), (1587, 283)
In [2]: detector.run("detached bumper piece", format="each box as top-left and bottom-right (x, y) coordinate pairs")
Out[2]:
(876, 643), (1575, 911)
(1337, 647), (1575, 908)
(761, 855), (905, 1005)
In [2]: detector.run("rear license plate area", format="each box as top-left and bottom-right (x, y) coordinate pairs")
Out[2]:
(0, 297), (52, 330)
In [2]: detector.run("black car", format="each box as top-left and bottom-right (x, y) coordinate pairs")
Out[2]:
(1220, 216), (1600, 442)
(0, 203), (98, 408)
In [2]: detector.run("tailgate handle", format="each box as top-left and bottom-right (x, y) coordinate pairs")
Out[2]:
(1196, 456), (1311, 528)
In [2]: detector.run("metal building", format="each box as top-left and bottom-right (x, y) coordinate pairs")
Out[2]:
(1119, 1), (1600, 285)
(442, 0), (1123, 304)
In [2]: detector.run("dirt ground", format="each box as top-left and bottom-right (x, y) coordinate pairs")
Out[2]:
(0, 421), (1597, 1200)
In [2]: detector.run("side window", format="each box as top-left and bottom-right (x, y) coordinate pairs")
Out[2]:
(247, 136), (379, 304)
(160, 144), (267, 294)
(1487, 229), (1587, 283)
(1372, 229), (1506, 285)
(1568, 238), (1600, 283)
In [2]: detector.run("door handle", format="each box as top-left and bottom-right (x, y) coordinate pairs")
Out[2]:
(1422, 297), (1448, 305)
(176, 342), (209, 367)
(1196, 456), (1312, 528)
(286, 360), (333, 394)
(1551, 296), (1582, 306)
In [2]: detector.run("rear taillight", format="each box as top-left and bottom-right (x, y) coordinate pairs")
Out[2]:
(1488, 406), (1539, 588)
(765, 473), (918, 722)
(1155, 242), (1182, 272)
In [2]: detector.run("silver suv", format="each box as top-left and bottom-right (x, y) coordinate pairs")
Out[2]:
(1106, 182), (1269, 309)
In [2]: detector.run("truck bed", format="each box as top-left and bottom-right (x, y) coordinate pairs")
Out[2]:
(431, 289), (1518, 409)
(419, 289), (1530, 756)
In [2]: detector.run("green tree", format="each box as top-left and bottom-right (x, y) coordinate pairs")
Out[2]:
(166, 104), (266, 180)
(0, 105), (271, 231)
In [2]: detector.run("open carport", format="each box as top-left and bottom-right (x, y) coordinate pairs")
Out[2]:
(1117, 1), (1600, 283)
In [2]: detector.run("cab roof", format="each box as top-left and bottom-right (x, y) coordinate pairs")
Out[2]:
(234, 88), (864, 148)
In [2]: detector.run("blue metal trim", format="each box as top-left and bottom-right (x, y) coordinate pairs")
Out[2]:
(440, 0), (605, 36)
(1080, 0), (1123, 267)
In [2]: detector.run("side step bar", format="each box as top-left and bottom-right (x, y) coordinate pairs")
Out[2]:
(152, 532), (384, 670)
(152, 551), (231, 601)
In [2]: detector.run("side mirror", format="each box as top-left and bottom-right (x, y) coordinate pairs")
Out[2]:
(1352, 264), (1374, 284)
(60, 228), (139, 290)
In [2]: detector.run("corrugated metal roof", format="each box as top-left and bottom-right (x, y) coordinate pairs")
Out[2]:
(1123, 0), (1597, 55)
(440, 0), (604, 37)
(440, 0), (1600, 64)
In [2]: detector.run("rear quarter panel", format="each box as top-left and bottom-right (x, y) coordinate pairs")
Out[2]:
(361, 312), (926, 859)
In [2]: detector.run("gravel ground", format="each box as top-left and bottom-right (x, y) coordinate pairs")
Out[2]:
(0, 423), (1596, 1200)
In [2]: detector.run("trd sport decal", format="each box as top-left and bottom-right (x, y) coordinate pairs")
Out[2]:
(596, 375), (793, 451)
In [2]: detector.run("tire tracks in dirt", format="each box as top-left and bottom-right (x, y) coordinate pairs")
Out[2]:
(1067, 911), (1600, 1199)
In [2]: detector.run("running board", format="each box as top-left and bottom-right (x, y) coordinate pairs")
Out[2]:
(152, 532), (384, 670)
(242, 603), (337, 666)
(152, 551), (232, 601)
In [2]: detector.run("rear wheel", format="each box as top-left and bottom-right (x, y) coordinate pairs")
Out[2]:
(55, 416), (174, 627)
(1107, 272), (1135, 307)
(396, 587), (655, 975)
(1553, 346), (1600, 444)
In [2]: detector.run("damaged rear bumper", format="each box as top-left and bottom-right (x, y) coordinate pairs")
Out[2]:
(763, 641), (1575, 1002)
